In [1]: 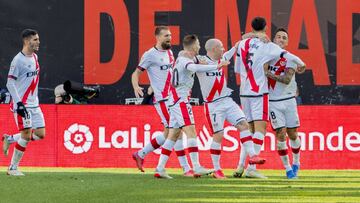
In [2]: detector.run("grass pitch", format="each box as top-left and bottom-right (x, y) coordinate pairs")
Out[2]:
(0, 168), (359, 203)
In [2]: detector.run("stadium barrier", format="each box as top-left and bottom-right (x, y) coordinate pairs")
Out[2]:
(0, 104), (359, 169)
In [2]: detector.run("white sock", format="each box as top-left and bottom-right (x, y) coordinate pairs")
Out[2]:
(248, 132), (264, 170)
(187, 138), (200, 169)
(10, 137), (28, 169)
(277, 141), (292, 171)
(240, 130), (256, 157)
(290, 137), (301, 165)
(8, 133), (21, 144)
(238, 144), (247, 167)
(138, 133), (165, 159)
(174, 138), (191, 172)
(156, 139), (175, 171)
(210, 141), (221, 170)
(253, 132), (264, 155)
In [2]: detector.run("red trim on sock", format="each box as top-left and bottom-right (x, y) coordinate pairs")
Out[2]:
(253, 138), (263, 145)
(15, 143), (26, 152)
(277, 149), (288, 156)
(188, 147), (198, 153)
(150, 138), (161, 149)
(161, 148), (172, 156)
(175, 150), (185, 156)
(292, 147), (300, 154)
(210, 149), (221, 155)
(240, 136), (252, 143)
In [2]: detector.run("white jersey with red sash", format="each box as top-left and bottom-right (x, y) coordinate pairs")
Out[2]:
(137, 47), (174, 103)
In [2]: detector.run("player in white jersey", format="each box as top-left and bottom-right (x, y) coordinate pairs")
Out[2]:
(234, 17), (290, 178)
(154, 35), (230, 179)
(196, 38), (265, 179)
(265, 28), (306, 179)
(131, 26), (193, 176)
(2, 29), (46, 176)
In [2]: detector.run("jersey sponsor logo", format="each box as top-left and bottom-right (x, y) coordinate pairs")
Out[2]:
(159, 64), (172, 70)
(26, 70), (40, 77)
(269, 65), (285, 73)
(206, 71), (223, 77)
(64, 123), (94, 154)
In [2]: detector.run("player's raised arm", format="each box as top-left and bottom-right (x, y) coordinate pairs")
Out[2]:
(222, 41), (239, 61)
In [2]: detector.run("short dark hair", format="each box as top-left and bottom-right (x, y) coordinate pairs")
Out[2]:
(21, 29), (38, 40)
(251, 17), (267, 31)
(154, 26), (169, 36)
(183, 34), (198, 48)
(275, 28), (288, 36)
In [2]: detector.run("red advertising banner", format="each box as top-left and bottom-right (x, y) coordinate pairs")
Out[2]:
(0, 104), (359, 169)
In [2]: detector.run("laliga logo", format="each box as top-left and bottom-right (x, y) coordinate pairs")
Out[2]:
(64, 123), (93, 154)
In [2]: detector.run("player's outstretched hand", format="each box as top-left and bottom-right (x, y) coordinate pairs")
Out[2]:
(134, 86), (144, 98)
(218, 60), (230, 68)
(16, 102), (29, 118)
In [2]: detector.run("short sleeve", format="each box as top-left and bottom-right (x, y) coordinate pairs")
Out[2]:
(8, 59), (20, 80)
(137, 51), (152, 71)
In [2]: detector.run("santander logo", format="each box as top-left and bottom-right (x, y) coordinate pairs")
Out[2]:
(64, 123), (94, 154)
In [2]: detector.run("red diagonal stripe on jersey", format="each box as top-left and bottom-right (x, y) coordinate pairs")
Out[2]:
(167, 50), (175, 67)
(206, 61), (225, 102)
(161, 71), (171, 99)
(22, 54), (40, 105)
(241, 39), (259, 93)
(268, 57), (287, 89)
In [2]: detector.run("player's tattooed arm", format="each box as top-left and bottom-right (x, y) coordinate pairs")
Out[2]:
(266, 68), (296, 85)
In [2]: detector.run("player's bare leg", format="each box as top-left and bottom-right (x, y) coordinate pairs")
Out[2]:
(287, 128), (301, 177)
(276, 128), (296, 179)
(210, 131), (226, 179)
(182, 125), (212, 178)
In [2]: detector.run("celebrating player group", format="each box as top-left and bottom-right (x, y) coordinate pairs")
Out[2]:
(2, 17), (305, 179)
(131, 16), (306, 179)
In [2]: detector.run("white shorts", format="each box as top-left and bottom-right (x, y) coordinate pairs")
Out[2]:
(154, 100), (170, 128)
(240, 94), (269, 122)
(269, 98), (300, 129)
(168, 100), (194, 128)
(14, 107), (45, 131)
(204, 97), (246, 134)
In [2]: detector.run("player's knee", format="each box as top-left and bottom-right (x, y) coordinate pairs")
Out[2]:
(34, 128), (46, 139)
(236, 120), (249, 131)
(21, 128), (32, 140)
(288, 131), (298, 140)
(212, 132), (223, 143)
(276, 128), (287, 141)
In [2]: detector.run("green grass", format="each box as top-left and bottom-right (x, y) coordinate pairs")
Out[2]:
(0, 168), (359, 203)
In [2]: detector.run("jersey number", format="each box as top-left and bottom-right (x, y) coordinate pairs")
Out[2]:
(270, 111), (276, 119)
(172, 68), (179, 87)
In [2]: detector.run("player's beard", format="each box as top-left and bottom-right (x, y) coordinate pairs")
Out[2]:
(30, 43), (39, 52)
(161, 42), (171, 50)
